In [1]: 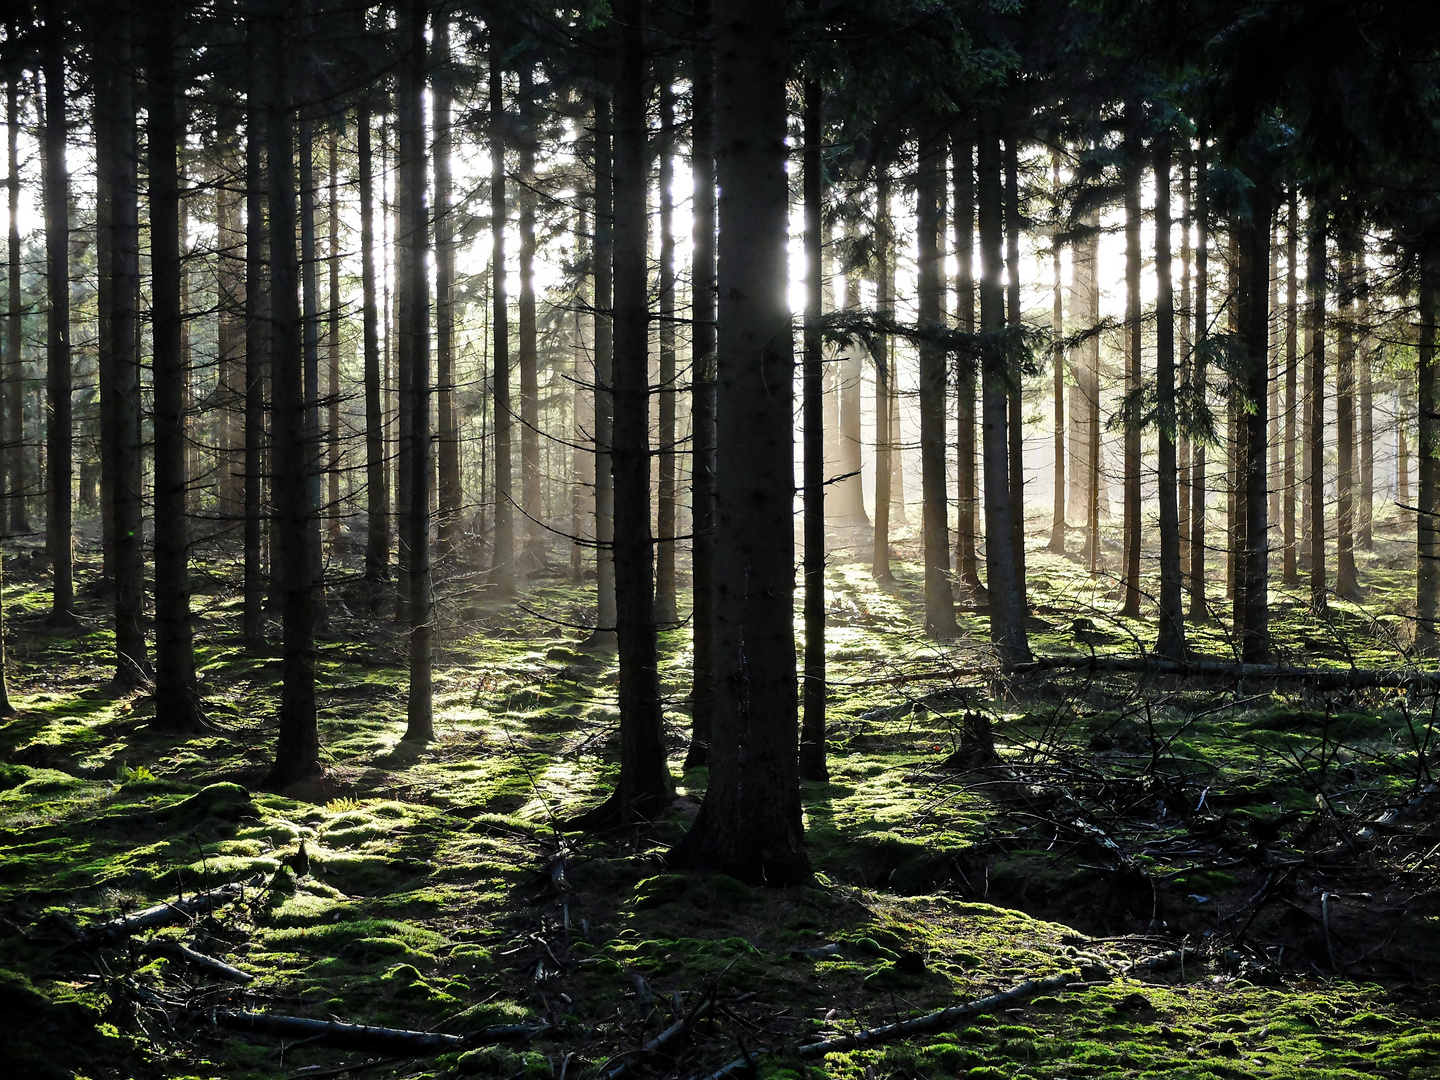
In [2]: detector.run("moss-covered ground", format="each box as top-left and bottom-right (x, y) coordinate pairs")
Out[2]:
(2, 508), (1440, 1079)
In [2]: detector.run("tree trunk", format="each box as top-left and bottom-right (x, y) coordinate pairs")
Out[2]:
(326, 128), (342, 550)
(1283, 186), (1300, 585)
(584, 74), (617, 651)
(399, 0), (432, 743)
(42, 18), (75, 627)
(978, 110), (1031, 665)
(433, 17), (461, 565)
(685, 0), (716, 766)
(264, 0), (320, 788)
(800, 51), (827, 783)
(1072, 216), (1101, 571)
(298, 120), (328, 631)
(243, 30), (270, 644)
(873, 169), (895, 586)
(1189, 154), (1208, 619)
(217, 116), (245, 531)
(1417, 241), (1438, 654)
(655, 73), (679, 626)
(4, 78), (23, 537)
(360, 102), (389, 588)
(1120, 104), (1142, 619)
(1003, 131), (1027, 605)
(1237, 181), (1273, 663)
(918, 128), (959, 638)
(488, 37), (515, 595)
(577, 0), (673, 829)
(1358, 256), (1374, 550)
(953, 133), (981, 590)
(94, 20), (116, 586)
(1336, 229), (1359, 599)
(517, 64), (543, 575)
(1047, 150), (1065, 555)
(1178, 147), (1192, 590)
(148, 9), (203, 730)
(1154, 136), (1184, 659)
(1307, 204), (1327, 611)
(670, 0), (809, 884)
(105, 12), (148, 687)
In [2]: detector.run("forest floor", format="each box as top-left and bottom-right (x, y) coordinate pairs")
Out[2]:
(3, 510), (1440, 1080)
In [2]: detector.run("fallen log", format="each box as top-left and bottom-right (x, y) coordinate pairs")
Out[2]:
(141, 938), (253, 983)
(76, 882), (247, 950)
(837, 654), (1440, 690)
(201, 1010), (549, 1054)
(595, 996), (714, 1080)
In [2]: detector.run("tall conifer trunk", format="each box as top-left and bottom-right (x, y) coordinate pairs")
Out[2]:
(1189, 155), (1209, 619)
(1307, 207), (1327, 611)
(685, 0), (716, 765)
(488, 37), (515, 594)
(1120, 104), (1143, 619)
(1336, 230), (1360, 598)
(399, 0), (432, 742)
(360, 103), (389, 588)
(671, 0), (809, 883)
(1237, 182), (1273, 662)
(149, 8), (204, 730)
(298, 120), (328, 630)
(264, 0), (320, 787)
(953, 133), (981, 590)
(873, 171), (895, 585)
(518, 64), (543, 574)
(433, 18), (461, 564)
(1154, 136), (1184, 658)
(587, 76), (617, 650)
(800, 47), (826, 782)
(918, 128), (959, 638)
(1417, 242), (1438, 653)
(326, 129), (342, 549)
(1003, 131), (1027, 605)
(1283, 188), (1300, 585)
(243, 31), (270, 645)
(4, 78), (23, 537)
(655, 74), (679, 625)
(1047, 150), (1065, 555)
(42, 18), (75, 627)
(978, 111), (1031, 664)
(107, 11), (148, 687)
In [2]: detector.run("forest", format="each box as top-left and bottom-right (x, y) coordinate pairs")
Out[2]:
(2, 0), (1440, 1077)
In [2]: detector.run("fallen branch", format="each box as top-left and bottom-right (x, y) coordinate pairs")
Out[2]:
(76, 882), (246, 950)
(595, 996), (714, 1080)
(839, 654), (1440, 690)
(795, 968), (1085, 1056)
(141, 939), (253, 983)
(200, 1009), (548, 1054)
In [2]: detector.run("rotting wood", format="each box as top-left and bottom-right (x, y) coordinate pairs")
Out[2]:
(75, 882), (246, 949)
(141, 938), (253, 983)
(199, 1009), (549, 1054)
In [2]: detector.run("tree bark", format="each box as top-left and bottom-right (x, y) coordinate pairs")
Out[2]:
(1154, 136), (1184, 659)
(95, 21), (116, 586)
(685, 0), (716, 766)
(517, 63), (543, 575)
(4, 78), (23, 537)
(433, 18), (461, 566)
(106, 12), (148, 687)
(953, 132), (981, 590)
(1358, 255), (1374, 550)
(263, 0), (320, 787)
(670, 0), (809, 883)
(873, 170), (895, 586)
(298, 119), (327, 631)
(1307, 204), (1327, 611)
(1003, 130), (1027, 606)
(399, 0), (432, 743)
(326, 128), (342, 550)
(1417, 241), (1438, 654)
(1120, 104), (1142, 619)
(217, 115), (245, 531)
(918, 128), (959, 639)
(42, 17), (75, 627)
(579, 0), (673, 828)
(1283, 186), (1300, 585)
(243, 28), (270, 645)
(1047, 150), (1065, 555)
(1189, 154), (1209, 620)
(800, 50), (827, 782)
(148, 9), (204, 731)
(360, 102), (389, 588)
(978, 110), (1031, 665)
(488, 37), (515, 595)
(655, 72), (679, 626)
(1336, 228), (1360, 599)
(1236, 181), (1273, 662)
